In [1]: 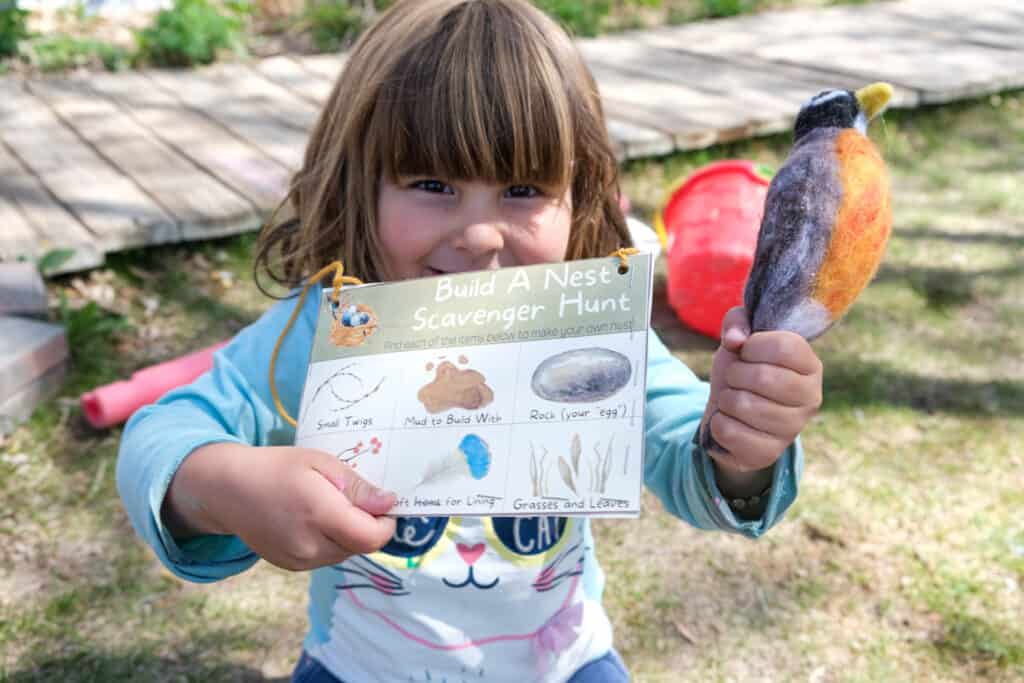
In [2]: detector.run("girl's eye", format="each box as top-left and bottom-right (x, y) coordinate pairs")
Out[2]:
(412, 179), (454, 195)
(505, 184), (542, 199)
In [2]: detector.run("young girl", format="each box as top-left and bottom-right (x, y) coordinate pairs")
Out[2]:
(117, 1), (823, 681)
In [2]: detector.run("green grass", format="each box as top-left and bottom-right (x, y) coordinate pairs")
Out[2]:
(18, 34), (128, 72)
(611, 89), (1024, 682)
(1, 92), (1022, 681)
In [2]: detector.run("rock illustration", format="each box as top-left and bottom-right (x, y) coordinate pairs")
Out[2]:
(531, 348), (631, 403)
(417, 360), (494, 413)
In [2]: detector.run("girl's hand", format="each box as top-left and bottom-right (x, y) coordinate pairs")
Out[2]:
(163, 444), (397, 571)
(701, 306), (823, 495)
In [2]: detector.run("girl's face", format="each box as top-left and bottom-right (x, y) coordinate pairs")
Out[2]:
(377, 176), (572, 280)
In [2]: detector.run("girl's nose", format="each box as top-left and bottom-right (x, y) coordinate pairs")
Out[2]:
(454, 218), (505, 266)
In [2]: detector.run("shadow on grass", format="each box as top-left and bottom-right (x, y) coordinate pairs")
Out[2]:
(3, 651), (290, 682)
(821, 357), (1023, 416)
(875, 260), (1024, 287)
(896, 226), (1024, 248)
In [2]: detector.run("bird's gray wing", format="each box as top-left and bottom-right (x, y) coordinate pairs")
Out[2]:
(743, 130), (843, 333)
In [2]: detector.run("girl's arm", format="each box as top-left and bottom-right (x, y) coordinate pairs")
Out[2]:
(642, 330), (803, 538)
(116, 290), (320, 582)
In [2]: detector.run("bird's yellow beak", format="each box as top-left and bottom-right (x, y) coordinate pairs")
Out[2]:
(856, 82), (893, 120)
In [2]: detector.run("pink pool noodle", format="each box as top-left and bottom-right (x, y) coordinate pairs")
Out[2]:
(80, 341), (229, 428)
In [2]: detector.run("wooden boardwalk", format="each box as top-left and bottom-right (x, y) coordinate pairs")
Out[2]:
(1, 0), (1022, 274)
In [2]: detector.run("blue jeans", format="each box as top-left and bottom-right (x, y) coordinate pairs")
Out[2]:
(291, 649), (630, 682)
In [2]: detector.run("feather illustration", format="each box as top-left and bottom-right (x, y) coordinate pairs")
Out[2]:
(418, 434), (492, 487)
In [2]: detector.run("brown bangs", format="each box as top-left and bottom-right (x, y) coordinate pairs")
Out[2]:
(374, 0), (575, 193)
(255, 0), (630, 293)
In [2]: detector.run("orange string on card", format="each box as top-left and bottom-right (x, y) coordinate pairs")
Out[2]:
(611, 247), (640, 273)
(270, 261), (364, 428)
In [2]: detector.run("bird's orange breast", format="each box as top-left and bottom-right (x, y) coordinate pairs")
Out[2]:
(811, 129), (892, 318)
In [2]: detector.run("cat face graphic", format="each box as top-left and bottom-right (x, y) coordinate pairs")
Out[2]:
(330, 516), (586, 650)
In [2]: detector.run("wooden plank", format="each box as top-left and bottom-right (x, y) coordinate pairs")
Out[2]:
(605, 116), (674, 160)
(0, 195), (39, 264)
(634, 29), (920, 110)
(0, 80), (176, 252)
(198, 63), (322, 131)
(295, 54), (348, 82)
(86, 70), (291, 214)
(27, 77), (260, 242)
(892, 0), (1024, 50)
(634, 2), (1024, 105)
(586, 61), (785, 149)
(633, 4), (942, 59)
(603, 97), (718, 151)
(144, 67), (308, 170)
(584, 38), (789, 108)
(754, 35), (1024, 105)
(581, 37), (914, 117)
(0, 143), (102, 273)
(256, 56), (334, 105)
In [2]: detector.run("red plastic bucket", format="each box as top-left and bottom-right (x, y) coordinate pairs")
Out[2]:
(655, 160), (771, 339)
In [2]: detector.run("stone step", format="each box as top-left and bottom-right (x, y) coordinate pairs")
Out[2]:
(0, 316), (69, 433)
(0, 263), (48, 317)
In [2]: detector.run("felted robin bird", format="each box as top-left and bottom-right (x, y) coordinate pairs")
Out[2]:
(743, 82), (893, 340)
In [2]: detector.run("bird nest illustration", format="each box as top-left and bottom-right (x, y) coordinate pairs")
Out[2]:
(329, 301), (379, 347)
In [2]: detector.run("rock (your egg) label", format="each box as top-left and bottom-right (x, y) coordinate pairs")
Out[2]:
(294, 254), (654, 517)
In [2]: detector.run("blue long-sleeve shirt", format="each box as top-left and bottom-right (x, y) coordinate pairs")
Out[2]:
(117, 285), (801, 682)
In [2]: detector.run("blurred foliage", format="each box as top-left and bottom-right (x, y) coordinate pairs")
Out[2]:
(20, 34), (128, 71)
(695, 0), (753, 18)
(534, 0), (663, 37)
(534, 0), (613, 36)
(135, 0), (251, 67)
(0, 0), (30, 57)
(305, 0), (363, 52)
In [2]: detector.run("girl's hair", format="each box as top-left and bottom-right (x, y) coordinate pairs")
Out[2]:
(255, 0), (630, 292)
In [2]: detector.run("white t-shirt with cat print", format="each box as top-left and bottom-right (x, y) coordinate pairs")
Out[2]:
(117, 286), (802, 683)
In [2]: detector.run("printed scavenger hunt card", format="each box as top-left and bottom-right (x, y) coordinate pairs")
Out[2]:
(294, 253), (654, 517)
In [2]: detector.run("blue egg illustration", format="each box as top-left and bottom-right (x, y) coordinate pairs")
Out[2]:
(341, 305), (359, 326)
(458, 434), (491, 480)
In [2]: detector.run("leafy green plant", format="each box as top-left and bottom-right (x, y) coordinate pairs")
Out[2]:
(0, 0), (30, 58)
(305, 0), (363, 53)
(697, 0), (754, 18)
(20, 35), (128, 72)
(533, 0), (613, 37)
(58, 294), (131, 392)
(135, 0), (249, 67)
(36, 248), (76, 275)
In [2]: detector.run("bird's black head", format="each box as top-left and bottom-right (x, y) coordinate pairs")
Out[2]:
(793, 89), (861, 142)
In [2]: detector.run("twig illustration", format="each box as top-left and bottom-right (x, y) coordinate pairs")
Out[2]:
(530, 443), (551, 496)
(336, 436), (382, 467)
(310, 363), (385, 412)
